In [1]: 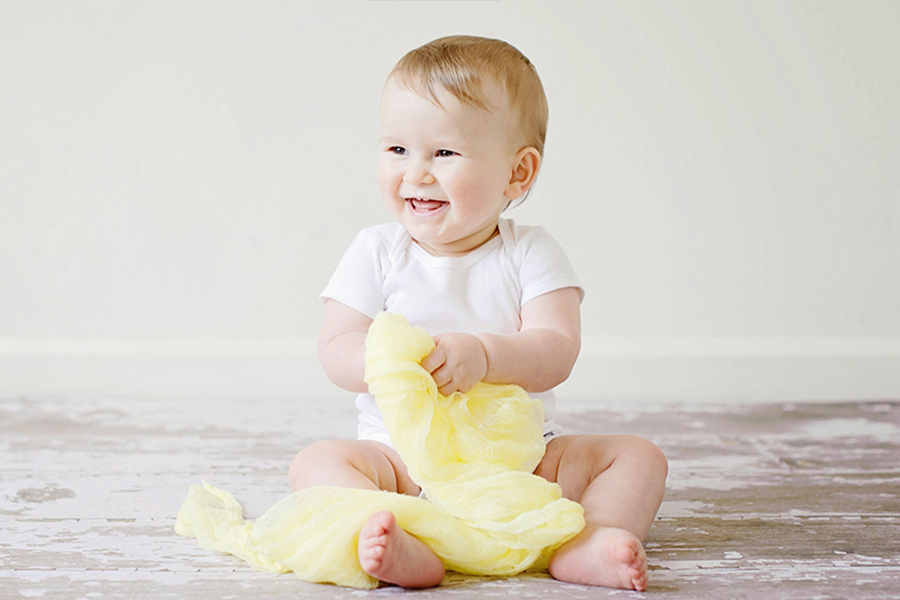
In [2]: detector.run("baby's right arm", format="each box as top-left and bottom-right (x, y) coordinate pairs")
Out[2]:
(318, 300), (373, 393)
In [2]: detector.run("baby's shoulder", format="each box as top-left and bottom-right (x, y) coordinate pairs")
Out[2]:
(348, 223), (416, 271)
(499, 218), (564, 258)
(353, 222), (409, 253)
(357, 222), (406, 243)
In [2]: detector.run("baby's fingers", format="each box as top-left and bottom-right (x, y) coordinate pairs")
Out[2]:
(432, 367), (454, 394)
(421, 346), (446, 374)
(432, 366), (474, 396)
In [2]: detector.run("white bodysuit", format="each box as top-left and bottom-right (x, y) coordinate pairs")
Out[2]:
(320, 218), (583, 449)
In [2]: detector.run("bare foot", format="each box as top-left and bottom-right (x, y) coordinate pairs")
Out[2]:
(357, 511), (445, 588)
(548, 524), (649, 591)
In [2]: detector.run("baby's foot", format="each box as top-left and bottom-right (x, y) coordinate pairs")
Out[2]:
(357, 511), (445, 588)
(548, 525), (649, 591)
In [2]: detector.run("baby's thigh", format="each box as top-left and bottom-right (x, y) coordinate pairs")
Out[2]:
(288, 439), (420, 496)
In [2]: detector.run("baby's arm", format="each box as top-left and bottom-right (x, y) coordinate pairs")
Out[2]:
(318, 299), (373, 393)
(422, 287), (581, 395)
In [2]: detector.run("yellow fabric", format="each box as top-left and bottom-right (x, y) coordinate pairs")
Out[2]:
(175, 312), (585, 588)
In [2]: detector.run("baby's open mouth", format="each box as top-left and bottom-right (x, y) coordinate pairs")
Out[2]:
(406, 198), (448, 213)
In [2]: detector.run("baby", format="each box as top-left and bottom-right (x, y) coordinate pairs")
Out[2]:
(289, 35), (668, 591)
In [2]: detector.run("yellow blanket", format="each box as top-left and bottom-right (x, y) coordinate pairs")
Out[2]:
(175, 312), (585, 588)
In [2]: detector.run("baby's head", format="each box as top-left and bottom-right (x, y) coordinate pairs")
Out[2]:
(389, 35), (548, 159)
(378, 36), (548, 256)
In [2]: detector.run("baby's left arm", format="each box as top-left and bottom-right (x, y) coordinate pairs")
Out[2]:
(421, 287), (581, 395)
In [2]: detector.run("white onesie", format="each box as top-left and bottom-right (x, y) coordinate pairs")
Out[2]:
(320, 217), (583, 449)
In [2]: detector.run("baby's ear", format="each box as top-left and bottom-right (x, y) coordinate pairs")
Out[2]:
(505, 147), (541, 200)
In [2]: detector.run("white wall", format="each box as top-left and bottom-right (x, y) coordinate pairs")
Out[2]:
(2, 0), (898, 404)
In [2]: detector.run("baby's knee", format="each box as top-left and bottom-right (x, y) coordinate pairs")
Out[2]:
(621, 435), (668, 479)
(288, 439), (360, 490)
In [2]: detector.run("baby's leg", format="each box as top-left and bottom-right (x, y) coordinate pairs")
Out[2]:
(534, 435), (668, 591)
(289, 440), (445, 588)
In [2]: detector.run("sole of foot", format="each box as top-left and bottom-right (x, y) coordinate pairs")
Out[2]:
(549, 525), (649, 591)
(357, 511), (445, 589)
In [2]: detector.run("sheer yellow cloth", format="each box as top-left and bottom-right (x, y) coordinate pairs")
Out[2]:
(175, 312), (584, 588)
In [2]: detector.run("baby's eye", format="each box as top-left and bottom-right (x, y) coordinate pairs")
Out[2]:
(388, 146), (407, 155)
(436, 149), (457, 158)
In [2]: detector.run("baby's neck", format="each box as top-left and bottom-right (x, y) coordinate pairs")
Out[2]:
(412, 224), (500, 257)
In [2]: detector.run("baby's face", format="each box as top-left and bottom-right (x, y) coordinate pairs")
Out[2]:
(378, 76), (523, 257)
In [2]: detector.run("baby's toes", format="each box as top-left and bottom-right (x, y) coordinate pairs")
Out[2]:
(632, 568), (649, 592)
(629, 554), (649, 590)
(612, 536), (638, 561)
(369, 542), (386, 559)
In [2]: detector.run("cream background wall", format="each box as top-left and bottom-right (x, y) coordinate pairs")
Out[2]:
(1, 1), (898, 404)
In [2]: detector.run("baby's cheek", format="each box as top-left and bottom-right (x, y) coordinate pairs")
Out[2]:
(376, 167), (394, 195)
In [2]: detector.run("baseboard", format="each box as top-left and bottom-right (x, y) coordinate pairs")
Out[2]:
(0, 337), (332, 402)
(557, 336), (900, 404)
(2, 336), (899, 404)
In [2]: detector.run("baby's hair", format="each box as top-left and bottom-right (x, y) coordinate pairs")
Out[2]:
(389, 35), (549, 158)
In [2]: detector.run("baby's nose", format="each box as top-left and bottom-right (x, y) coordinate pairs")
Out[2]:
(403, 163), (436, 186)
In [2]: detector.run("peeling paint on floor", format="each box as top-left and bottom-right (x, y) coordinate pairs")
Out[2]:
(2, 397), (899, 599)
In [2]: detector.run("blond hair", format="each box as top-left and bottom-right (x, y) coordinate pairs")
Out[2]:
(389, 35), (549, 157)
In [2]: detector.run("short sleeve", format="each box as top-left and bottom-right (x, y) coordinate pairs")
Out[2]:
(319, 228), (391, 320)
(515, 225), (584, 306)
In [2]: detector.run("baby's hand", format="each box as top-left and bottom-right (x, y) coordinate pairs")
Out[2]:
(421, 333), (488, 396)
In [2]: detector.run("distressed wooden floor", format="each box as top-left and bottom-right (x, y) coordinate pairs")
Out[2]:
(1, 395), (899, 599)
